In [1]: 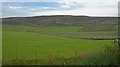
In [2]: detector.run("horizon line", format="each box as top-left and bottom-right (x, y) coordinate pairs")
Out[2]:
(1, 15), (119, 18)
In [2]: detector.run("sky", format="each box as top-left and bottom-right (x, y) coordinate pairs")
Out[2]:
(1, 0), (120, 18)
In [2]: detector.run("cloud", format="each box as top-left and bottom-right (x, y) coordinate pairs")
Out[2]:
(59, 1), (80, 9)
(2, 0), (60, 2)
(28, 0), (118, 17)
(55, 0), (119, 17)
(30, 11), (65, 16)
(7, 6), (23, 9)
(29, 8), (37, 11)
(29, 6), (117, 17)
(1, 0), (119, 18)
(28, 7), (51, 11)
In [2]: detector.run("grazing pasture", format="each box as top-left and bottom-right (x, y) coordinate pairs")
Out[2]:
(2, 24), (116, 65)
(2, 16), (118, 65)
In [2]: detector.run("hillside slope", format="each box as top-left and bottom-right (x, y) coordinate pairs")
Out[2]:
(2, 15), (118, 26)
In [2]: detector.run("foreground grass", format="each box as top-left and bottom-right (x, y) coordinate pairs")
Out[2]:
(68, 45), (119, 65)
(2, 31), (114, 65)
(3, 44), (118, 65)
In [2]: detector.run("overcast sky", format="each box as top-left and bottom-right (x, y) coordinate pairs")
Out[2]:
(2, 0), (119, 18)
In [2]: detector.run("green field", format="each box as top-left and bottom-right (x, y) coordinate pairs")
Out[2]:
(2, 24), (117, 65)
(2, 15), (118, 65)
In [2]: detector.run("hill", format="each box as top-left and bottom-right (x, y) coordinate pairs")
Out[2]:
(2, 15), (118, 26)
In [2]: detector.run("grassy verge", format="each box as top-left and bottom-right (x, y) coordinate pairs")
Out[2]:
(2, 44), (119, 65)
(68, 44), (119, 65)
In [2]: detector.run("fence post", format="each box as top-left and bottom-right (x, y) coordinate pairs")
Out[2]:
(74, 49), (77, 62)
(35, 51), (38, 65)
(75, 49), (77, 57)
(47, 53), (53, 65)
(15, 50), (18, 64)
(118, 38), (120, 65)
(58, 50), (59, 57)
